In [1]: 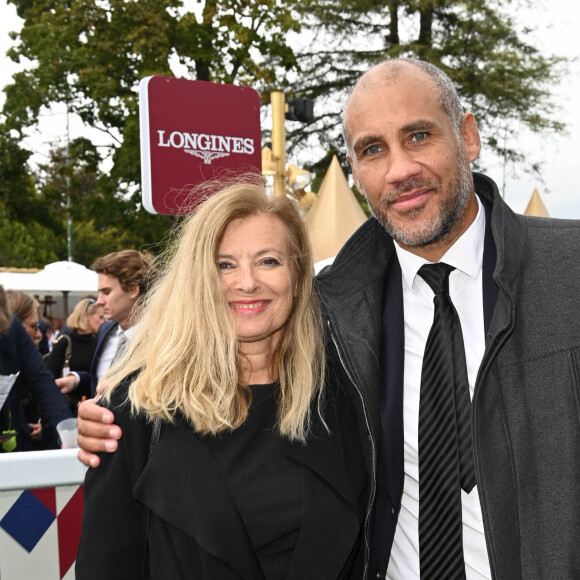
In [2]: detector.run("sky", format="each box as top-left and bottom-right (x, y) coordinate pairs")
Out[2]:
(0, 0), (579, 218)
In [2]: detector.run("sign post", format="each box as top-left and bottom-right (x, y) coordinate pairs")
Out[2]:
(140, 76), (262, 215)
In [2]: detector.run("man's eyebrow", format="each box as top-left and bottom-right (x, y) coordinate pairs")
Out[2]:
(400, 119), (439, 134)
(351, 119), (441, 153)
(352, 135), (383, 153)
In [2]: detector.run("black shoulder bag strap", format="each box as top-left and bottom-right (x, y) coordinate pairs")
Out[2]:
(141, 417), (162, 579)
(64, 334), (72, 367)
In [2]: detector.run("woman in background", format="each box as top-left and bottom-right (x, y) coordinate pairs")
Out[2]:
(6, 290), (43, 346)
(0, 286), (72, 451)
(76, 178), (368, 579)
(45, 298), (104, 413)
(6, 290), (46, 443)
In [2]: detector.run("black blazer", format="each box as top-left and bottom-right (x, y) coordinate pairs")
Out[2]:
(76, 365), (368, 579)
(75, 319), (118, 396)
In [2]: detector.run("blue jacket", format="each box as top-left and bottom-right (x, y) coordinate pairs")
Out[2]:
(0, 316), (72, 451)
(76, 320), (118, 396)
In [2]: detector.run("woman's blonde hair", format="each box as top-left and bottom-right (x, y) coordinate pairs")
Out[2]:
(67, 298), (100, 331)
(104, 176), (325, 442)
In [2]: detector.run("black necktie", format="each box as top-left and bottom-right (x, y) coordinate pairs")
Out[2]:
(418, 263), (475, 579)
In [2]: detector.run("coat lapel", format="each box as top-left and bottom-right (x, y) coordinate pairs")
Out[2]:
(277, 411), (360, 512)
(133, 420), (264, 579)
(90, 321), (117, 377)
(379, 254), (405, 507)
(481, 193), (498, 335)
(278, 408), (364, 580)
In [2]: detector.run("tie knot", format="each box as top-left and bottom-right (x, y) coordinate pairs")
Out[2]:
(418, 262), (455, 295)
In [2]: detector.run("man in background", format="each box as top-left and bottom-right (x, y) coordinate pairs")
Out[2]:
(56, 250), (158, 397)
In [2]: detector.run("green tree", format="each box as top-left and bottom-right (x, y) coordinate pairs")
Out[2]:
(2, 0), (303, 262)
(0, 126), (64, 267)
(0, 126), (44, 223)
(34, 138), (175, 265)
(286, 0), (565, 178)
(0, 0), (567, 243)
(4, 0), (302, 185)
(0, 209), (61, 267)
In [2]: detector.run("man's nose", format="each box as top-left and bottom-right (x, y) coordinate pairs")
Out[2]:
(385, 146), (422, 184)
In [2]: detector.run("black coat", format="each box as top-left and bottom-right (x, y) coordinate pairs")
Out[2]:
(76, 357), (369, 579)
(315, 173), (580, 578)
(0, 316), (72, 451)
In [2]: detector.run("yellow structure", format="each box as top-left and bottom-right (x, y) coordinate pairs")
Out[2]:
(523, 188), (550, 217)
(270, 91), (287, 197)
(306, 155), (367, 262)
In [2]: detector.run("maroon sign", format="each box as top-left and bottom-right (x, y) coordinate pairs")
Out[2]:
(140, 76), (262, 215)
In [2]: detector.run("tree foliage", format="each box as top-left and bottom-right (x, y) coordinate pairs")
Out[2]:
(2, 0), (302, 267)
(0, 0), (567, 267)
(0, 126), (62, 267)
(4, 0), (301, 184)
(287, 0), (565, 174)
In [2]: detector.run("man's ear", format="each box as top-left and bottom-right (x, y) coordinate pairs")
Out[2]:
(128, 284), (140, 300)
(461, 112), (481, 163)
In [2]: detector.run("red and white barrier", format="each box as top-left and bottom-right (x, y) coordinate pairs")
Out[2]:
(0, 450), (87, 579)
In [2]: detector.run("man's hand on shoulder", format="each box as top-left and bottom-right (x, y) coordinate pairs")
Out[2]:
(77, 398), (122, 468)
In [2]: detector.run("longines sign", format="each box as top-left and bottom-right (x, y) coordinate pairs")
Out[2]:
(139, 76), (261, 215)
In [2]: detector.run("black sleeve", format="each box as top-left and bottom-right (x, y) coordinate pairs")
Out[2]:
(15, 321), (73, 437)
(44, 336), (67, 378)
(76, 384), (153, 580)
(76, 370), (91, 395)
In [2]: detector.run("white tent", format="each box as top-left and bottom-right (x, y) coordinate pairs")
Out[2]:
(0, 261), (98, 318)
(30, 261), (98, 293)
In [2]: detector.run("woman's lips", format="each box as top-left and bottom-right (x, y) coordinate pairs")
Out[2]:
(229, 300), (270, 314)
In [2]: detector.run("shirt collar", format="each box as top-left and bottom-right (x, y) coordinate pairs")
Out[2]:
(117, 323), (138, 341)
(394, 194), (485, 291)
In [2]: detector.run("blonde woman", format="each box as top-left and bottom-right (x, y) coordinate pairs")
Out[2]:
(76, 178), (368, 579)
(45, 298), (104, 412)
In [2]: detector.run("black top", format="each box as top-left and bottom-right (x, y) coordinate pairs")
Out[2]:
(76, 362), (368, 579)
(202, 384), (301, 579)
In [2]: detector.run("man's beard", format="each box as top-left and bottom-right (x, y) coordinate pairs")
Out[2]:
(367, 152), (474, 248)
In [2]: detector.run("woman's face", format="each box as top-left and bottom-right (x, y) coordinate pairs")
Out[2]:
(85, 305), (105, 334)
(22, 310), (42, 345)
(218, 214), (297, 356)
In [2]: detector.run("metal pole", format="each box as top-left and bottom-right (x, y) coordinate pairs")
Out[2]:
(66, 103), (73, 261)
(502, 126), (507, 200)
(270, 91), (286, 196)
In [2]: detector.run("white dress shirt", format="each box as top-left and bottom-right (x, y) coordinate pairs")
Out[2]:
(386, 196), (492, 579)
(96, 324), (137, 382)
